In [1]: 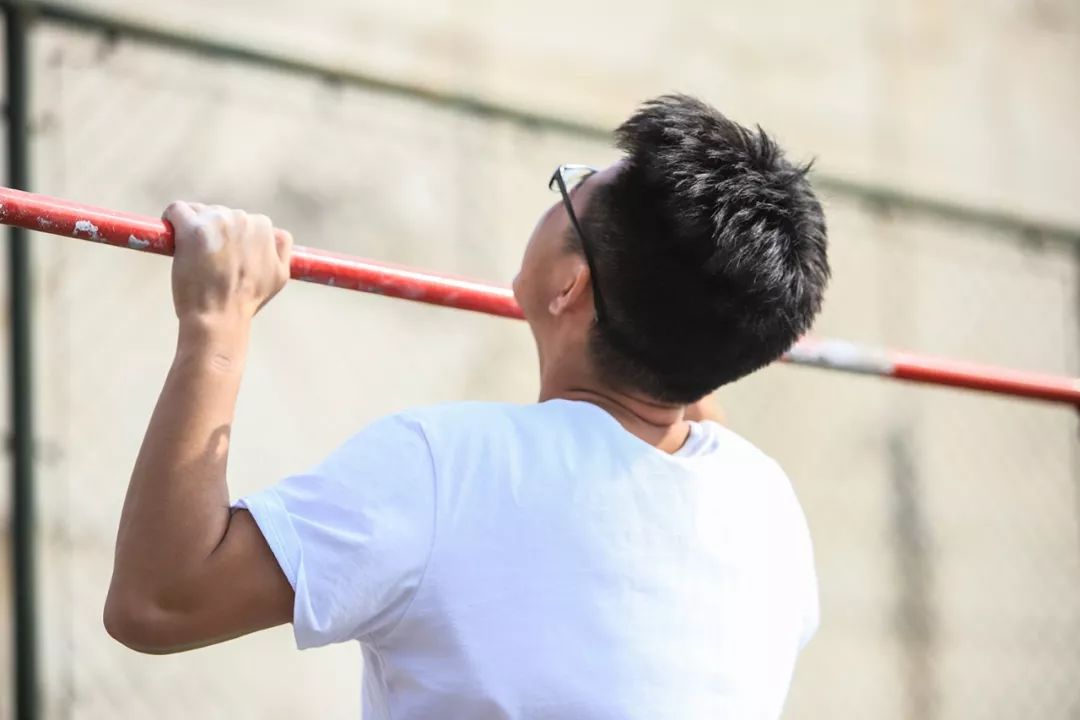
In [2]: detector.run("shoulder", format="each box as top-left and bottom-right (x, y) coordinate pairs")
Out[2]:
(386, 400), (606, 467)
(700, 422), (808, 523)
(700, 420), (783, 470)
(395, 399), (588, 436)
(338, 402), (523, 448)
(385, 401), (533, 451)
(393, 401), (526, 436)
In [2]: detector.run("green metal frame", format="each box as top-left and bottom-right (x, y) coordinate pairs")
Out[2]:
(3, 2), (36, 718)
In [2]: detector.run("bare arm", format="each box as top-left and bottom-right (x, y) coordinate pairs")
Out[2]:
(104, 202), (295, 653)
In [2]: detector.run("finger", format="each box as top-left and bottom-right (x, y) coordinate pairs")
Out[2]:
(162, 200), (198, 229)
(250, 213), (273, 240)
(186, 204), (229, 236)
(230, 208), (249, 239)
(202, 205), (234, 227)
(197, 205), (243, 244)
(250, 213), (275, 257)
(274, 228), (294, 265)
(183, 203), (213, 235)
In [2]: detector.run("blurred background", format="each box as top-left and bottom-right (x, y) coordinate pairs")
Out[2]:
(0, 0), (1078, 717)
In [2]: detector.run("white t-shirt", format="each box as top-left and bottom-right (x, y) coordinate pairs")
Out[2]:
(235, 399), (818, 719)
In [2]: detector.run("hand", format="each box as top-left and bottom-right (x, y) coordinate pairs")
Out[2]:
(163, 201), (293, 325)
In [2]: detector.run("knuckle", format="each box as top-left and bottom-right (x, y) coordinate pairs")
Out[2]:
(208, 206), (230, 226)
(192, 225), (215, 248)
(207, 213), (228, 232)
(252, 215), (274, 241)
(162, 201), (188, 227)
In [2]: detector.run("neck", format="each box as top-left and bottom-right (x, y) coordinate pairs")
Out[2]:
(539, 365), (691, 454)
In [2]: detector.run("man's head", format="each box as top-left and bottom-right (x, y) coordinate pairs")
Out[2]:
(513, 94), (829, 404)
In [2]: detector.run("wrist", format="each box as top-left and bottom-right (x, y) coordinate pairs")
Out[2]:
(175, 314), (251, 373)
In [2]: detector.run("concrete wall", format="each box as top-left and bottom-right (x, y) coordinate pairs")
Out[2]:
(1, 2), (1077, 717)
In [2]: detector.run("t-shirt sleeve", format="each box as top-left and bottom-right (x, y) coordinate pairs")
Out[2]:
(769, 459), (820, 651)
(233, 413), (436, 649)
(789, 487), (820, 650)
(796, 517), (820, 650)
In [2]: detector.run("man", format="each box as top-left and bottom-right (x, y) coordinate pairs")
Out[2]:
(105, 94), (829, 718)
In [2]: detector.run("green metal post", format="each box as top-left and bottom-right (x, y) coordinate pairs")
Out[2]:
(4, 1), (38, 718)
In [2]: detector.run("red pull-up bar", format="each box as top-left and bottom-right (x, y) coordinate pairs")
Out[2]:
(1, 185), (1077, 407)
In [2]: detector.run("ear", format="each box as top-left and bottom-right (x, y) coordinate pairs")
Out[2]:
(548, 259), (592, 317)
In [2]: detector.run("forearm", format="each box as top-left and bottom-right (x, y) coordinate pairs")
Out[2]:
(110, 317), (250, 608)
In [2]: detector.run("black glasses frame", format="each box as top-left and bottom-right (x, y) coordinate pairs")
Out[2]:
(549, 164), (607, 325)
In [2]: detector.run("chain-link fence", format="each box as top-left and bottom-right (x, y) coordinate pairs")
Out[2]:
(1, 12), (1078, 720)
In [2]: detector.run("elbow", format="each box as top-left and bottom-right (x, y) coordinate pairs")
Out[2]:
(103, 589), (186, 655)
(102, 593), (158, 653)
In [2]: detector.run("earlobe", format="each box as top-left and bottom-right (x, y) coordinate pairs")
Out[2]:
(547, 285), (567, 315)
(548, 263), (590, 316)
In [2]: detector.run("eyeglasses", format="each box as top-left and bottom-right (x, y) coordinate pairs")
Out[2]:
(548, 164), (607, 324)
